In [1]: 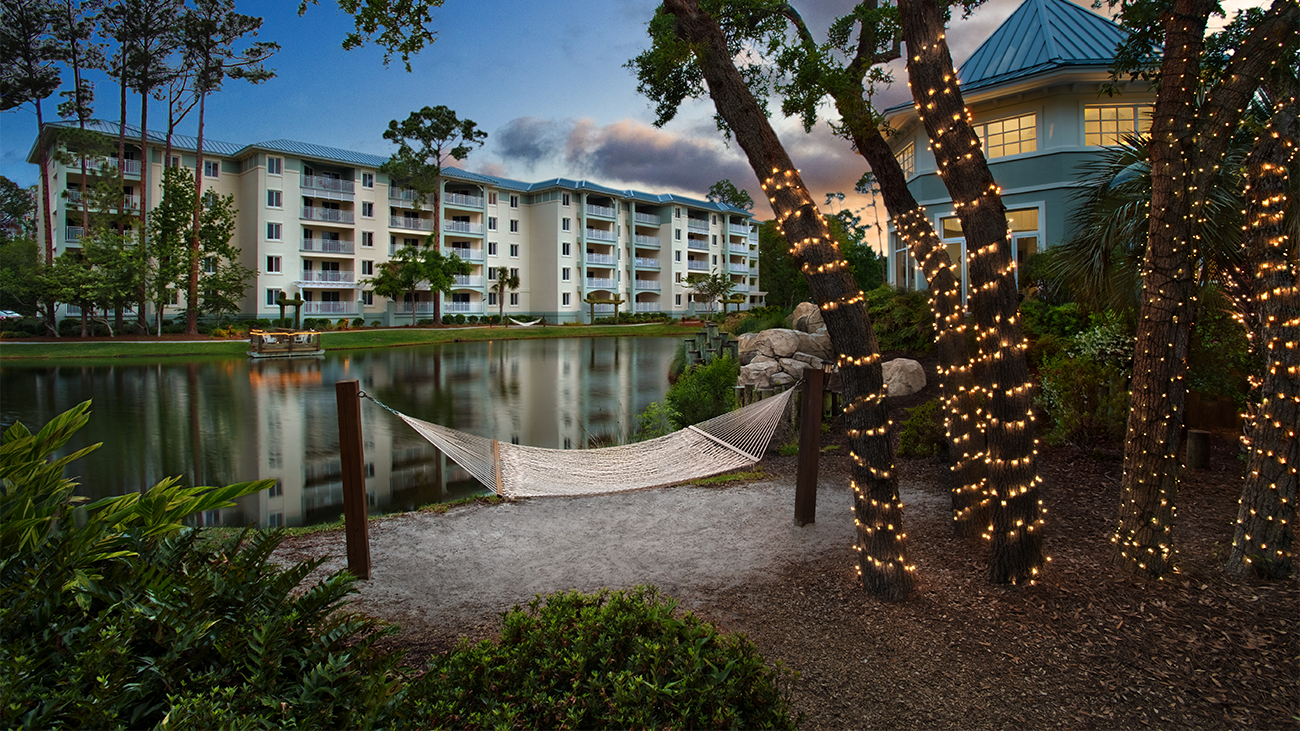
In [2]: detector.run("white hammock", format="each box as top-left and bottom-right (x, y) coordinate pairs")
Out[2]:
(509, 317), (542, 327)
(369, 387), (798, 499)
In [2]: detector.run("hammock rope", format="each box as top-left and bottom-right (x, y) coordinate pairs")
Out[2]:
(360, 385), (799, 499)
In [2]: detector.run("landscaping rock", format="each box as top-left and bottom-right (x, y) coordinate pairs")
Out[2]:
(789, 302), (825, 334)
(882, 358), (927, 398)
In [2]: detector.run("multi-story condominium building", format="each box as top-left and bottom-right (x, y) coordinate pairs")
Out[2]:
(27, 122), (762, 323)
(882, 0), (1157, 298)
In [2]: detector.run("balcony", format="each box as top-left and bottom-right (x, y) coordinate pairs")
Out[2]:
(301, 175), (355, 201)
(390, 215), (433, 232)
(729, 243), (749, 254)
(389, 187), (421, 204)
(687, 261), (709, 271)
(593, 304), (615, 313)
(585, 277), (616, 289)
(586, 203), (615, 218)
(635, 302), (661, 312)
(634, 257), (659, 269)
(443, 247), (484, 262)
(634, 211), (661, 226)
(687, 239), (709, 251)
(65, 190), (141, 210)
(105, 157), (141, 176)
(443, 192), (483, 208)
(586, 252), (615, 266)
(729, 263), (749, 274)
(301, 301), (357, 315)
(301, 238), (354, 254)
(396, 302), (439, 314)
(301, 206), (354, 224)
(443, 220), (483, 235)
(633, 235), (660, 248)
(452, 275), (484, 287)
(686, 219), (709, 233)
(65, 226), (84, 242)
(298, 271), (356, 284)
(729, 223), (750, 235)
(733, 283), (750, 292)
(584, 228), (616, 242)
(634, 280), (660, 291)
(444, 301), (484, 314)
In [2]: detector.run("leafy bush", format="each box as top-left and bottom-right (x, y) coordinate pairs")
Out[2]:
(302, 317), (319, 330)
(254, 318), (272, 328)
(0, 316), (44, 336)
(351, 317), (365, 328)
(864, 286), (934, 352)
(406, 587), (798, 730)
(632, 401), (678, 442)
(1188, 296), (1251, 404)
(1036, 354), (1130, 446)
(370, 320), (382, 328)
(417, 318), (436, 326)
(1020, 300), (1089, 340)
(453, 314), (466, 324)
(667, 354), (739, 428)
(897, 398), (947, 459)
(1070, 321), (1135, 374)
(441, 315), (453, 325)
(733, 310), (787, 335)
(336, 318), (350, 330)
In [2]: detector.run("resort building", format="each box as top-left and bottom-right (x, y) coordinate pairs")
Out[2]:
(26, 122), (762, 323)
(883, 0), (1157, 297)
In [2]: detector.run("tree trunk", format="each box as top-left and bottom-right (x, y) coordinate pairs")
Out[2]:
(1225, 88), (1298, 579)
(897, 0), (1043, 583)
(665, 0), (914, 600)
(187, 91), (206, 336)
(35, 103), (59, 337)
(137, 87), (151, 334)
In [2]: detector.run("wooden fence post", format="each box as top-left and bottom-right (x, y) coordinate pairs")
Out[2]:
(335, 380), (371, 580)
(794, 367), (824, 526)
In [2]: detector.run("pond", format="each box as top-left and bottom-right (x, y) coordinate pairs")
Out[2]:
(0, 337), (680, 528)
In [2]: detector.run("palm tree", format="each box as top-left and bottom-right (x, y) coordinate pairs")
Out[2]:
(491, 266), (519, 327)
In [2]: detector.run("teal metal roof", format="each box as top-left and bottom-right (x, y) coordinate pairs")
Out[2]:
(246, 139), (388, 168)
(32, 119), (244, 159)
(958, 0), (1128, 92)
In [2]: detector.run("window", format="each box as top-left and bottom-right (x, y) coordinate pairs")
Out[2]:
(202, 257), (217, 273)
(562, 292), (571, 306)
(267, 157), (282, 175)
(674, 250), (681, 262)
(169, 155), (180, 168)
(266, 288), (281, 306)
(487, 267), (498, 280)
(895, 142), (915, 178)
(562, 193), (570, 206)
(675, 207), (681, 218)
(509, 267), (518, 278)
(712, 255), (717, 265)
(362, 290), (374, 305)
(975, 113), (1036, 158)
(675, 272), (682, 282)
(361, 172), (374, 188)
(266, 223), (282, 240)
(562, 242), (571, 256)
(361, 231), (374, 247)
(562, 267), (571, 281)
(488, 241), (498, 255)
(488, 192), (497, 205)
(488, 216), (498, 231)
(675, 294), (682, 306)
(1085, 104), (1152, 146)
(509, 292), (518, 306)
(711, 215), (716, 225)
(509, 195), (519, 208)
(562, 217), (571, 231)
(509, 243), (519, 257)
(204, 160), (220, 178)
(488, 292), (497, 306)
(509, 219), (519, 233)
(674, 229), (681, 240)
(361, 260), (373, 276)
(267, 190), (282, 208)
(265, 255), (281, 273)
(361, 202), (374, 217)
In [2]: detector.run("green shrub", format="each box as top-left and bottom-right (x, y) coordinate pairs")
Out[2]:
(1036, 354), (1130, 446)
(632, 401), (678, 442)
(1021, 300), (1089, 340)
(370, 320), (382, 328)
(1027, 332), (1069, 370)
(864, 286), (934, 352)
(407, 587), (798, 730)
(351, 317), (365, 328)
(453, 314), (466, 324)
(897, 398), (947, 458)
(441, 314), (452, 325)
(1070, 321), (1135, 374)
(336, 318), (350, 330)
(302, 317), (318, 329)
(733, 310), (787, 335)
(1188, 296), (1251, 404)
(666, 354), (739, 428)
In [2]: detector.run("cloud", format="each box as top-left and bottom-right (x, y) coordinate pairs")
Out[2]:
(493, 117), (568, 168)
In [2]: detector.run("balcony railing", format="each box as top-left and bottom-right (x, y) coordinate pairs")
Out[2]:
(729, 264), (749, 274)
(729, 243), (749, 253)
(106, 157), (142, 175)
(301, 206), (354, 224)
(65, 190), (141, 209)
(687, 261), (709, 271)
(593, 304), (615, 313)
(733, 283), (751, 292)
(301, 301), (356, 315)
(635, 302), (660, 312)
(585, 278), (616, 289)
(633, 235), (660, 248)
(301, 238), (354, 254)
(390, 215), (433, 231)
(634, 257), (659, 268)
(687, 239), (709, 251)
(300, 271), (355, 283)
(586, 203), (615, 218)
(443, 247), (484, 262)
(687, 219), (710, 233)
(634, 211), (661, 226)
(729, 223), (750, 235)
(65, 227), (84, 242)
(301, 175), (355, 195)
(443, 220), (483, 235)
(444, 301), (484, 314)
(396, 302), (439, 314)
(634, 280), (660, 291)
(444, 192), (484, 208)
(389, 187), (421, 203)
(586, 252), (615, 266)
(584, 228), (616, 242)
(452, 275), (484, 287)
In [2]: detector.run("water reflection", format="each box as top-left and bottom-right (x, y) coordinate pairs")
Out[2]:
(0, 337), (678, 528)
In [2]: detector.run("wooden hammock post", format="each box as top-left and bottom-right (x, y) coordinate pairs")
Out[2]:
(794, 367), (824, 526)
(335, 380), (371, 580)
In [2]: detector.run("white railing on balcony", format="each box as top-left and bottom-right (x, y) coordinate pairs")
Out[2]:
(635, 302), (661, 312)
(396, 302), (439, 314)
(729, 223), (750, 235)
(687, 239), (709, 251)
(302, 301), (356, 315)
(444, 192), (484, 208)
(634, 280), (660, 290)
(443, 247), (484, 262)
(300, 271), (355, 283)
(390, 215), (433, 231)
(687, 261), (709, 271)
(729, 243), (749, 253)
(733, 283), (750, 292)
(452, 275), (484, 287)
(301, 206), (354, 224)
(444, 301), (484, 314)
(729, 264), (749, 274)
(65, 190), (141, 209)
(301, 238), (354, 254)
(389, 187), (420, 204)
(586, 252), (615, 266)
(634, 257), (659, 268)
(634, 211), (661, 226)
(586, 203), (615, 218)
(443, 220), (483, 235)
(65, 226), (84, 242)
(584, 228), (616, 242)
(633, 235), (660, 248)
(687, 219), (710, 233)
(106, 157), (142, 175)
(593, 304), (615, 313)
(585, 278), (616, 289)
(301, 175), (355, 195)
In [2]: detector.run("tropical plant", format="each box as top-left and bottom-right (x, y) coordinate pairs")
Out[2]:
(666, 354), (739, 429)
(491, 265), (520, 326)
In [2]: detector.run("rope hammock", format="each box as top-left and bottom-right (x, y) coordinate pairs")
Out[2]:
(508, 317), (542, 327)
(363, 386), (799, 499)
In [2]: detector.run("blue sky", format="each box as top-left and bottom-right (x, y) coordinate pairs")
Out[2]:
(0, 0), (1257, 236)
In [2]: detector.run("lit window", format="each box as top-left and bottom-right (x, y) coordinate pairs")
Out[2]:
(267, 157), (282, 175)
(975, 113), (1036, 158)
(1084, 104), (1152, 146)
(267, 190), (282, 208)
(895, 141), (915, 178)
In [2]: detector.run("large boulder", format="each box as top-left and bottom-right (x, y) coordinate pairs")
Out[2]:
(734, 326), (836, 390)
(882, 358), (927, 398)
(788, 302), (825, 334)
(794, 330), (834, 362)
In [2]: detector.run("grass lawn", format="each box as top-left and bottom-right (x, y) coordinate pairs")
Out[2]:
(0, 322), (697, 361)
